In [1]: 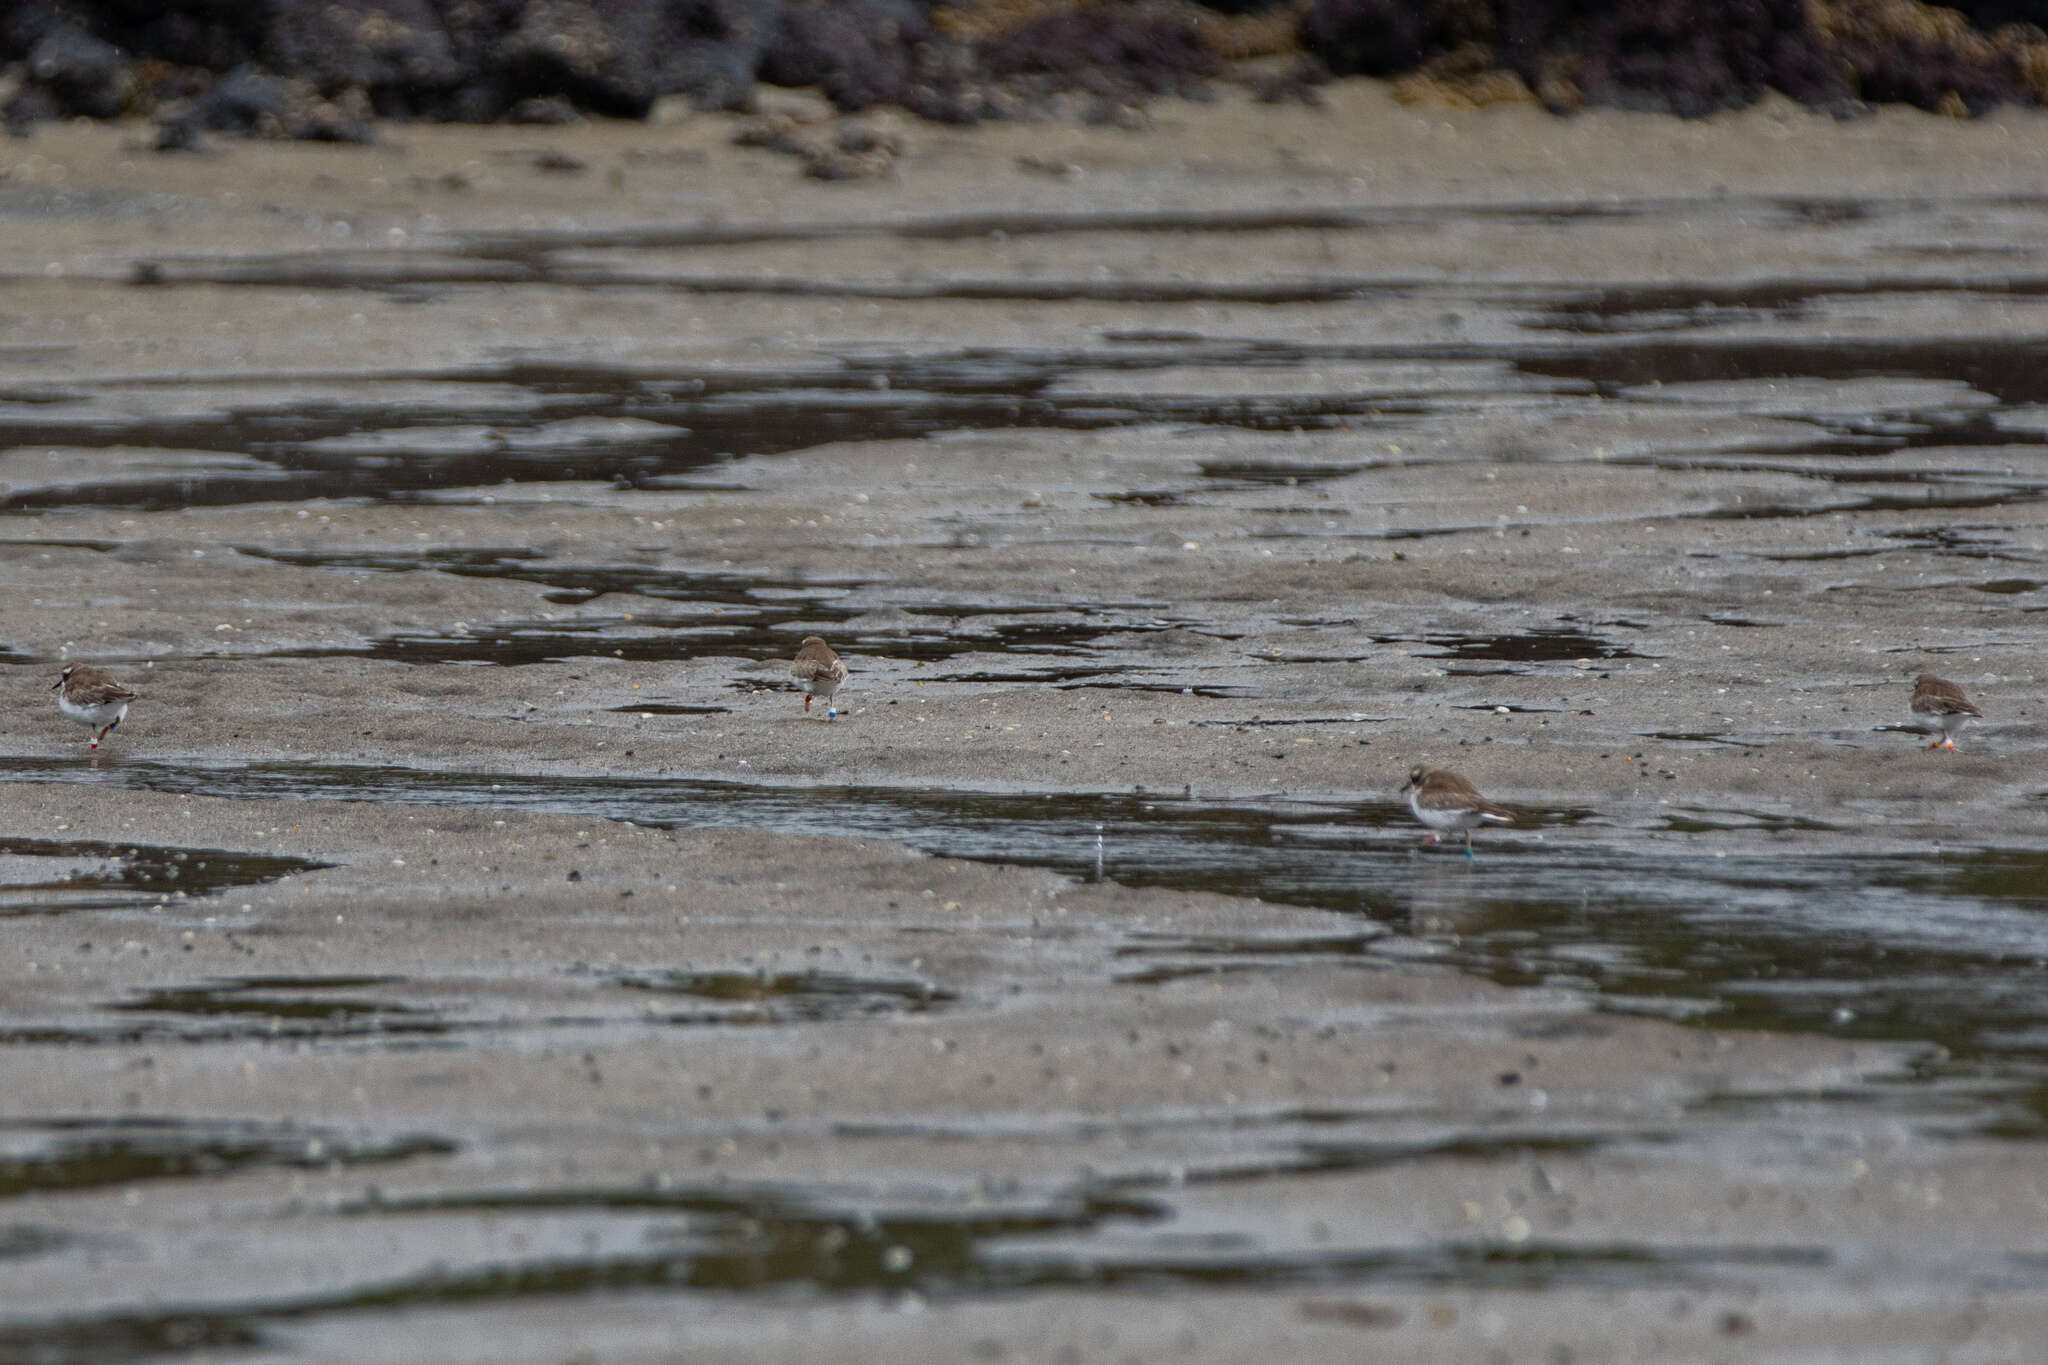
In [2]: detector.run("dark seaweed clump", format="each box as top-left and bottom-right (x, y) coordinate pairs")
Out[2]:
(1306, 0), (2048, 117)
(759, 0), (996, 122)
(763, 0), (926, 109)
(1499, 0), (1843, 116)
(979, 5), (1220, 99)
(1302, 0), (1492, 79)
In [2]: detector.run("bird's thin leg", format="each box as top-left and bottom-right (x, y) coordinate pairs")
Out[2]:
(803, 693), (812, 712)
(91, 726), (107, 749)
(1464, 829), (1475, 858)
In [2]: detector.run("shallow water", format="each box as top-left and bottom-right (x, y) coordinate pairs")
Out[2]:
(0, 1117), (453, 1201)
(0, 834), (324, 916)
(7, 326), (2048, 527)
(0, 1220), (1840, 1365)
(4, 756), (2043, 1121)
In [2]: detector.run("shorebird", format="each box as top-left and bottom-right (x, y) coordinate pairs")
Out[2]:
(791, 636), (848, 720)
(53, 663), (137, 751)
(1910, 673), (1981, 751)
(1402, 765), (1514, 856)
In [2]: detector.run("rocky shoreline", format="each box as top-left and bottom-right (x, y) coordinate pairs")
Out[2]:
(8, 0), (2048, 153)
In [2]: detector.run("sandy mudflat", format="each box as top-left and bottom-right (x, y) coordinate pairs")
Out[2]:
(0, 85), (2045, 1361)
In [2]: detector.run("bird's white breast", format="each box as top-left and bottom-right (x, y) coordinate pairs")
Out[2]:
(1406, 792), (1471, 831)
(59, 695), (127, 728)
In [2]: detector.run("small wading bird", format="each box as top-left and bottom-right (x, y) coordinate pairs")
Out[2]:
(53, 663), (137, 751)
(1911, 673), (1981, 751)
(791, 636), (848, 720)
(1402, 765), (1514, 856)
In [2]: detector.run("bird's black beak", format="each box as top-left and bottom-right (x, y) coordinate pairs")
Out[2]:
(50, 678), (61, 690)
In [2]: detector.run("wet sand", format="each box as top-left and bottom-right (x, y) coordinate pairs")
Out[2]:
(1, 84), (2047, 1360)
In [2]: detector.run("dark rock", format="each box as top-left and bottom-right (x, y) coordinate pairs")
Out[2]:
(900, 86), (989, 123)
(3, 83), (62, 136)
(1306, 0), (2040, 117)
(802, 144), (894, 178)
(895, 39), (995, 123)
(1846, 33), (2025, 114)
(1551, 0), (1838, 116)
(130, 58), (218, 107)
(1948, 1), (2048, 27)
(1248, 54), (1330, 104)
(1191, 0), (1294, 13)
(981, 3), (1219, 99)
(1082, 93), (1149, 127)
(505, 93), (582, 122)
(27, 22), (134, 118)
(291, 85), (380, 141)
(835, 118), (902, 156)
(656, 36), (763, 113)
(182, 65), (376, 142)
(460, 0), (778, 119)
(151, 112), (205, 151)
(731, 110), (818, 154)
(1302, 0), (1492, 78)
(94, 1), (276, 72)
(647, 0), (785, 110)
(188, 65), (292, 132)
(731, 106), (901, 177)
(486, 0), (661, 117)
(266, 0), (462, 115)
(760, 0), (932, 112)
(1304, 0), (1441, 77)
(0, 2), (73, 60)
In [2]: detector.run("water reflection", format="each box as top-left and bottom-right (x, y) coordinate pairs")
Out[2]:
(1, 756), (2042, 1110)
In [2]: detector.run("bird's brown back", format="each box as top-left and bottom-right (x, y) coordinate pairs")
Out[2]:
(1413, 768), (1513, 820)
(1912, 674), (1980, 717)
(791, 636), (847, 684)
(63, 664), (136, 706)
